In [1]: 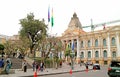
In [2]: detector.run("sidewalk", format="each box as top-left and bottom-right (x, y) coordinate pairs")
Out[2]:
(0, 64), (92, 77)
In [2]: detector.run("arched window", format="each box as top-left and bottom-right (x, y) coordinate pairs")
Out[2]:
(81, 41), (83, 48)
(103, 39), (106, 47)
(88, 51), (91, 58)
(81, 52), (84, 58)
(111, 37), (115, 46)
(95, 39), (98, 47)
(103, 50), (107, 58)
(95, 51), (99, 58)
(88, 40), (91, 47)
(112, 51), (116, 58)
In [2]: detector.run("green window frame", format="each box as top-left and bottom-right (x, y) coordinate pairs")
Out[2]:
(103, 50), (107, 58)
(112, 52), (116, 58)
(88, 51), (91, 58)
(95, 51), (99, 58)
(111, 37), (115, 46)
(81, 52), (84, 58)
(103, 39), (106, 47)
(95, 39), (98, 47)
(88, 40), (91, 47)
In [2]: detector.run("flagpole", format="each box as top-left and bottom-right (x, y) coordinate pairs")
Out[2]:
(51, 7), (54, 35)
(48, 5), (52, 35)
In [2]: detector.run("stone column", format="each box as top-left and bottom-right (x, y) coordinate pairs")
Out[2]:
(99, 35), (104, 65)
(76, 37), (80, 63)
(92, 50), (96, 64)
(84, 50), (88, 63)
(91, 37), (95, 63)
(107, 33), (111, 65)
(107, 33), (111, 57)
(116, 32), (120, 60)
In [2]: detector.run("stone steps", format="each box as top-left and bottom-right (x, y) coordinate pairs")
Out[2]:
(10, 58), (32, 69)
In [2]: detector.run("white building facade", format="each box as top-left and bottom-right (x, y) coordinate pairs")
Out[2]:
(61, 13), (120, 65)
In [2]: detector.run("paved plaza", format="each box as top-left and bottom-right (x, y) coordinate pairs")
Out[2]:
(0, 63), (92, 77)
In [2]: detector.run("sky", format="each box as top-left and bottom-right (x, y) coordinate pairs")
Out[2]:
(0, 0), (120, 36)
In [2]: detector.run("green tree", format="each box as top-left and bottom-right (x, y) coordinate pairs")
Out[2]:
(0, 44), (5, 56)
(65, 44), (71, 57)
(19, 13), (47, 54)
(4, 40), (16, 55)
(0, 44), (4, 50)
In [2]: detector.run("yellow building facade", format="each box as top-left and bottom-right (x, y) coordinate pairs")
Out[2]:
(61, 13), (120, 65)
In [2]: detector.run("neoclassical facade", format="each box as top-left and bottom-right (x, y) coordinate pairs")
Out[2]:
(61, 13), (120, 65)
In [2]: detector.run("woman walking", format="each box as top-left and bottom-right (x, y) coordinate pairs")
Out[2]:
(22, 60), (27, 72)
(5, 60), (11, 74)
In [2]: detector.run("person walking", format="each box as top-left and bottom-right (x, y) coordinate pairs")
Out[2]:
(5, 60), (11, 74)
(22, 60), (27, 72)
(32, 61), (36, 71)
(0, 58), (4, 73)
(35, 62), (39, 72)
(85, 63), (88, 70)
(40, 61), (44, 72)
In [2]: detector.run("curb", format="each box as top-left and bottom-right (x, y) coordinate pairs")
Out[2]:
(20, 69), (93, 77)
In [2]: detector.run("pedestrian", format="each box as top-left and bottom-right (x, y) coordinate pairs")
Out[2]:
(22, 60), (27, 72)
(0, 58), (4, 68)
(6, 55), (11, 64)
(5, 60), (11, 74)
(0, 59), (4, 73)
(35, 62), (39, 72)
(32, 61), (36, 71)
(6, 55), (12, 68)
(85, 63), (88, 70)
(40, 61), (44, 72)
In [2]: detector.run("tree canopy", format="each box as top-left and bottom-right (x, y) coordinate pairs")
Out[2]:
(19, 13), (47, 54)
(0, 44), (4, 50)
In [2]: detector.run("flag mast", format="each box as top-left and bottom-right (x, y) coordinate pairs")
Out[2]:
(51, 7), (54, 35)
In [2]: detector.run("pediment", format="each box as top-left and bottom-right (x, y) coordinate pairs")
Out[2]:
(62, 29), (86, 38)
(62, 31), (76, 38)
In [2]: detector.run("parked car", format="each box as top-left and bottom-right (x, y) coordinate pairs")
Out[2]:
(108, 61), (120, 77)
(93, 63), (100, 70)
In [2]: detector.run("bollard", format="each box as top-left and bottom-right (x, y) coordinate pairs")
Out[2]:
(69, 69), (72, 75)
(93, 67), (96, 71)
(34, 71), (37, 77)
(86, 68), (88, 72)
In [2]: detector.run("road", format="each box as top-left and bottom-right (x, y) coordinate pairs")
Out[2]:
(39, 66), (109, 77)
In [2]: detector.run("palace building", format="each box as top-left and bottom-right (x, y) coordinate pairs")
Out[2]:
(61, 12), (120, 65)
